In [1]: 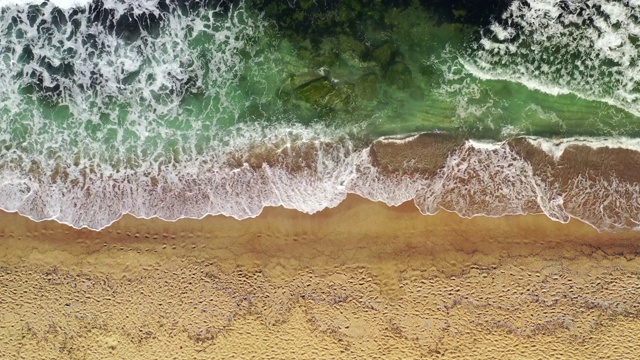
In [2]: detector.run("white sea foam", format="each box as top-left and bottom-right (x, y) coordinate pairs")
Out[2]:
(1, 1), (640, 232)
(0, 0), (264, 165)
(525, 136), (640, 160)
(4, 127), (640, 231)
(430, 46), (504, 133)
(1, 121), (363, 229)
(563, 174), (640, 230)
(500, 125), (523, 138)
(375, 133), (422, 144)
(468, 0), (640, 117)
(358, 136), (640, 231)
(0, 0), (90, 9)
(467, 139), (504, 150)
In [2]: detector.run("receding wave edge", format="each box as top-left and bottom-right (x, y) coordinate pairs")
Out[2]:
(3, 131), (640, 233)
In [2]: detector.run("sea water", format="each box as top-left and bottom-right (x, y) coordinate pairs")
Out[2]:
(0, 0), (639, 231)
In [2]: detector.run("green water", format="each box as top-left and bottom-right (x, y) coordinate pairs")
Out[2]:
(1, 0), (638, 168)
(2, 0), (640, 230)
(245, 1), (640, 139)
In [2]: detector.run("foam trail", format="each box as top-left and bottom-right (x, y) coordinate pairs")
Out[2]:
(525, 136), (640, 161)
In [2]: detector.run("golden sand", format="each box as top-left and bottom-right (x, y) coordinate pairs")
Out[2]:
(1, 195), (640, 359)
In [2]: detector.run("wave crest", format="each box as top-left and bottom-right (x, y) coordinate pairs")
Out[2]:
(468, 0), (640, 117)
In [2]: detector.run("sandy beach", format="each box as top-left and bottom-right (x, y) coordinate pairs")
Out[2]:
(2, 0), (640, 359)
(2, 195), (640, 359)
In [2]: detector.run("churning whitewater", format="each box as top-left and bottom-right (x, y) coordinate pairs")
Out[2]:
(4, 128), (640, 232)
(1, 0), (640, 231)
(468, 0), (640, 117)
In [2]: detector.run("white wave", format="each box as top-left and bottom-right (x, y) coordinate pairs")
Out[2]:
(0, 122), (361, 230)
(0, 0), (639, 232)
(467, 139), (504, 150)
(0, 0), (169, 11)
(468, 0), (640, 117)
(4, 130), (640, 232)
(0, 0), (268, 174)
(375, 133), (422, 144)
(412, 141), (553, 218)
(563, 174), (640, 231)
(525, 136), (640, 160)
(350, 147), (425, 207)
(500, 125), (523, 138)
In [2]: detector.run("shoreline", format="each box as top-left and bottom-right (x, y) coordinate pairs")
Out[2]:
(2, 194), (640, 273)
(1, 1), (639, 358)
(7, 133), (640, 232)
(2, 195), (640, 358)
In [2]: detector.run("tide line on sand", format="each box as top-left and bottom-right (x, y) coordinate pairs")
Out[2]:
(1, 194), (638, 273)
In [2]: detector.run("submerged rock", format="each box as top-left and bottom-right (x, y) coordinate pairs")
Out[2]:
(314, 38), (340, 68)
(338, 35), (366, 60)
(280, 72), (353, 112)
(384, 61), (413, 90)
(368, 42), (399, 67)
(424, 0), (512, 27)
(294, 77), (336, 107)
(355, 72), (379, 101)
(281, 72), (324, 94)
(325, 82), (354, 111)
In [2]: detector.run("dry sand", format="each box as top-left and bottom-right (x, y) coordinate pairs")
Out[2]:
(1, 195), (640, 359)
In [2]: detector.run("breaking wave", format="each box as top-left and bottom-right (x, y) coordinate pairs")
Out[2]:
(3, 124), (640, 232)
(468, 0), (640, 117)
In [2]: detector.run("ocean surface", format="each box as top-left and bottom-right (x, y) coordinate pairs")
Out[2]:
(0, 0), (639, 231)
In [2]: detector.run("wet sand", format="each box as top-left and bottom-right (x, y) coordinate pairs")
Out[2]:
(1, 195), (640, 359)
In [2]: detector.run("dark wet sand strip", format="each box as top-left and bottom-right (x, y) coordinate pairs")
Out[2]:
(1, 195), (640, 359)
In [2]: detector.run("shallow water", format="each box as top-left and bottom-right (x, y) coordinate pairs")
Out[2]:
(1, 0), (639, 230)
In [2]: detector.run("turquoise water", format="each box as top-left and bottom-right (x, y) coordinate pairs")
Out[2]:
(1, 0), (639, 230)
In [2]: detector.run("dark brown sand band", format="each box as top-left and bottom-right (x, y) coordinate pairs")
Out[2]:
(2, 195), (640, 358)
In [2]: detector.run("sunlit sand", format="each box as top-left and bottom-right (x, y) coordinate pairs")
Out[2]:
(2, 196), (639, 358)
